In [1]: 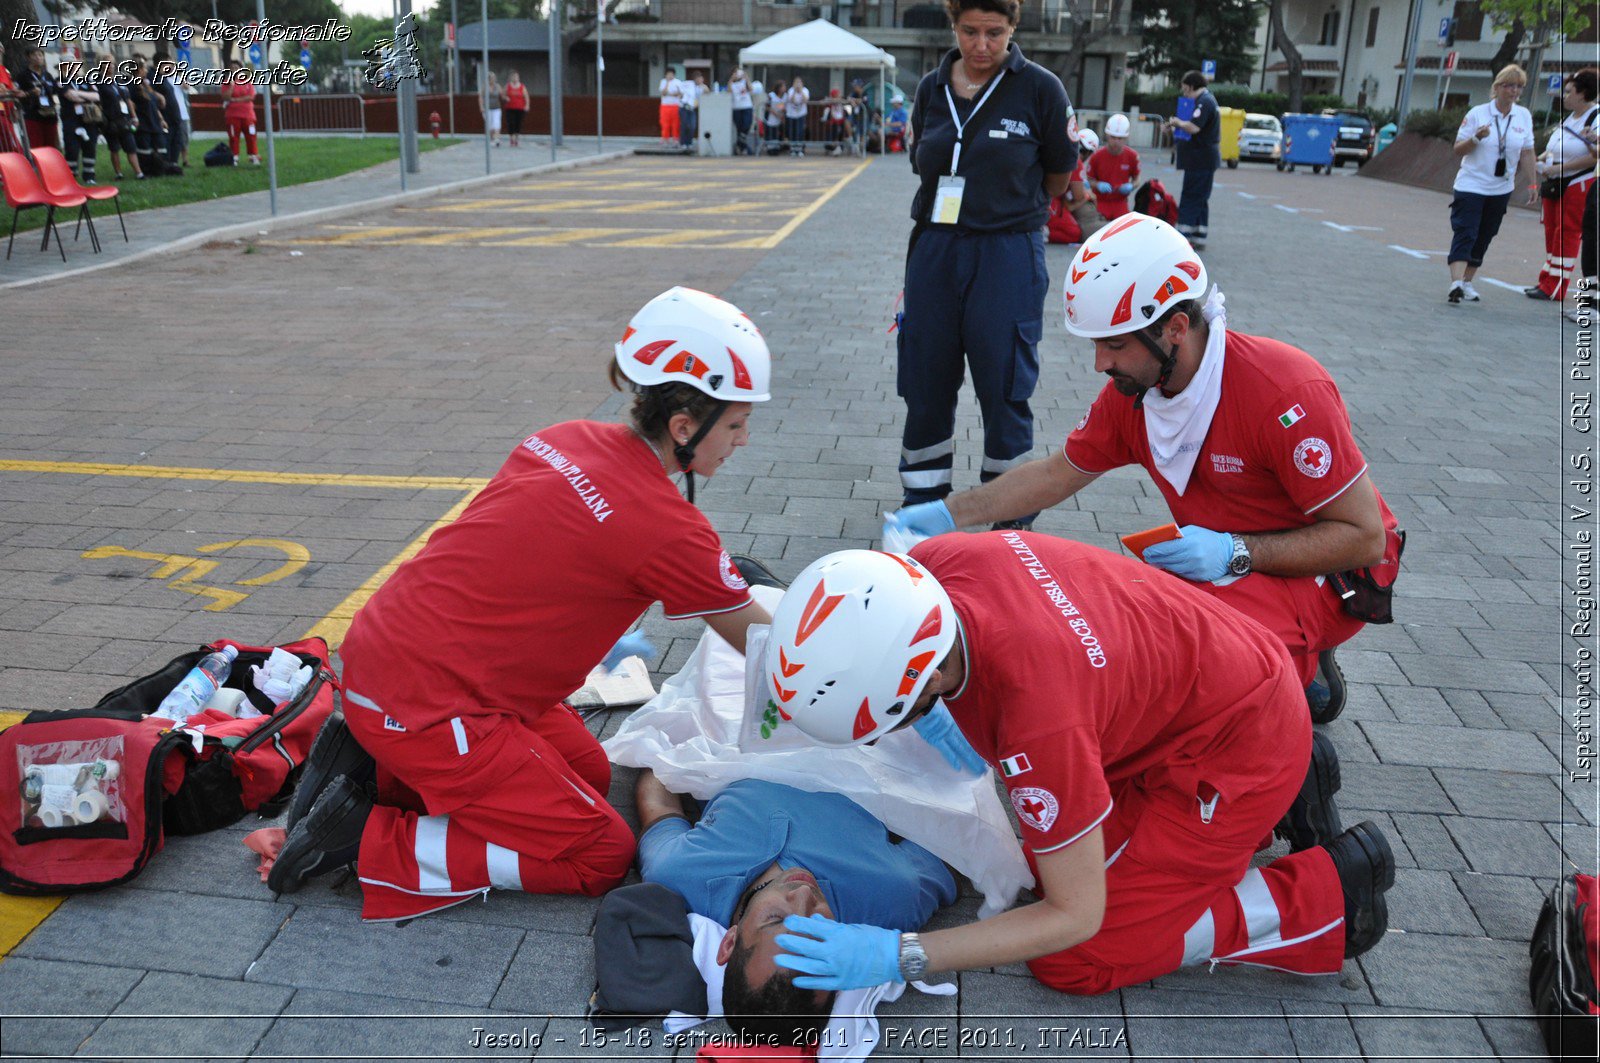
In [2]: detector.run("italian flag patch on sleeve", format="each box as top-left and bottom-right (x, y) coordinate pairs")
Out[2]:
(1000, 753), (1032, 778)
(1279, 405), (1305, 428)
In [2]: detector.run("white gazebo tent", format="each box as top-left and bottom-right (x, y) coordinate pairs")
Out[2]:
(739, 19), (896, 154)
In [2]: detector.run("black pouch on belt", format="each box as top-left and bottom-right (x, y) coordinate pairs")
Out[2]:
(1329, 529), (1406, 625)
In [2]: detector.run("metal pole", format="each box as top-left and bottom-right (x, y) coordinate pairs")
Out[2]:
(549, 0), (565, 159)
(399, 0), (420, 174)
(255, 0), (277, 215)
(482, 0), (491, 174)
(596, 2), (604, 154)
(449, 0), (458, 134)
(1395, 0), (1425, 124)
(393, 0), (405, 190)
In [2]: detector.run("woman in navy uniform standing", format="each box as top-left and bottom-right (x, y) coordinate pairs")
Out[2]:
(897, 0), (1075, 532)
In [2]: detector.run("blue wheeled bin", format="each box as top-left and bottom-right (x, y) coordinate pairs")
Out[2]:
(1277, 112), (1339, 174)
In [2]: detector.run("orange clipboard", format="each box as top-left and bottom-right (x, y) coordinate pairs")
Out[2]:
(1120, 522), (1181, 561)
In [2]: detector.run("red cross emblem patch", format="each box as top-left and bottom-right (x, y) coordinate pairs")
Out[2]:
(1293, 436), (1332, 479)
(1010, 786), (1060, 833)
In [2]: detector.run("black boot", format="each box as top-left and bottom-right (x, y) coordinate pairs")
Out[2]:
(1306, 647), (1347, 725)
(1276, 731), (1344, 851)
(284, 710), (375, 834)
(1325, 821), (1395, 958)
(268, 774), (372, 895)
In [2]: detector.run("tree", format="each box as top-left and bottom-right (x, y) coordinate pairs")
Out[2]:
(1486, 16), (1527, 79)
(1133, 0), (1261, 84)
(1267, 0), (1305, 114)
(1479, 0), (1593, 90)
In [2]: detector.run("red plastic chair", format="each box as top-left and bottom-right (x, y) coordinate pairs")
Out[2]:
(0, 151), (90, 262)
(32, 146), (125, 245)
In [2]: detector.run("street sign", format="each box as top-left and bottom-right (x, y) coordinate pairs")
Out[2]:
(1550, 73), (1565, 94)
(176, 42), (192, 65)
(1201, 59), (1216, 79)
(445, 22), (455, 48)
(1438, 17), (1451, 45)
(300, 48), (312, 71)
(248, 43), (263, 66)
(1443, 50), (1458, 74)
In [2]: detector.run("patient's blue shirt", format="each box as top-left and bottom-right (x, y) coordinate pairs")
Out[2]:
(639, 779), (957, 930)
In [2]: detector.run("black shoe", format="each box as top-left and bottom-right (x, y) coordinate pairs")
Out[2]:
(730, 554), (786, 591)
(1447, 284), (1464, 305)
(1306, 648), (1347, 725)
(991, 519), (1035, 532)
(1525, 286), (1554, 300)
(1275, 731), (1343, 852)
(1325, 821), (1395, 958)
(285, 710), (375, 834)
(267, 774), (372, 895)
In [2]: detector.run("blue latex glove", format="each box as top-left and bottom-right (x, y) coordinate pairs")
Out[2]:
(912, 704), (987, 775)
(1117, 181), (1135, 196)
(774, 915), (902, 990)
(601, 630), (657, 673)
(882, 500), (955, 550)
(1142, 525), (1234, 582)
(1093, 180), (1114, 194)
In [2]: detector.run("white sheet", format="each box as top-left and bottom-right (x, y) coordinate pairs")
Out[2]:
(603, 586), (1032, 918)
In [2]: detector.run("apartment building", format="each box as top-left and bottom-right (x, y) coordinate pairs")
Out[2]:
(476, 1), (1139, 111)
(1251, 0), (1600, 111)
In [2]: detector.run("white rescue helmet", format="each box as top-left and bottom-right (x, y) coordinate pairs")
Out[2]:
(615, 286), (773, 402)
(1104, 113), (1131, 138)
(765, 550), (958, 747)
(1076, 128), (1100, 154)
(1062, 212), (1208, 339)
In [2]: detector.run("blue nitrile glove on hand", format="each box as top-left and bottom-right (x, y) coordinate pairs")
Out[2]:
(1142, 525), (1234, 582)
(601, 631), (657, 673)
(1094, 180), (1114, 194)
(913, 704), (987, 775)
(1117, 181), (1135, 196)
(881, 500), (955, 551)
(774, 915), (902, 990)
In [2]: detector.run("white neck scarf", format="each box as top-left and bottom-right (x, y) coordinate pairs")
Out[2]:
(1141, 287), (1227, 496)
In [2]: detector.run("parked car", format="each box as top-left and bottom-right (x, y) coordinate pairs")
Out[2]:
(1322, 109), (1376, 167)
(1238, 112), (1283, 162)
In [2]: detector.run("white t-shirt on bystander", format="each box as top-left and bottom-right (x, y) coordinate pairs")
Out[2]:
(659, 76), (682, 106)
(785, 86), (810, 119)
(730, 77), (753, 110)
(680, 80), (701, 111)
(1453, 101), (1534, 196)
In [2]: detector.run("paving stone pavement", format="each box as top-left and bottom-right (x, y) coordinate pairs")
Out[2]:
(0, 146), (1589, 1061)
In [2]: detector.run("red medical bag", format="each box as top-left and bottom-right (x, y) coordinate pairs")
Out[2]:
(1529, 873), (1600, 1061)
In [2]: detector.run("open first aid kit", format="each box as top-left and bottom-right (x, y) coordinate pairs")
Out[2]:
(0, 638), (337, 895)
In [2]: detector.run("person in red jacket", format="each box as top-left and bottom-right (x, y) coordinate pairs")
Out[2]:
(502, 70), (529, 148)
(221, 60), (259, 164)
(1085, 113), (1140, 219)
(268, 288), (779, 922)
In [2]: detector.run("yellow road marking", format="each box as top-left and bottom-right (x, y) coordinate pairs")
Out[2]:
(682, 202), (792, 216)
(592, 200), (683, 214)
(479, 228), (638, 246)
(301, 487), (480, 648)
(0, 459), (486, 490)
(599, 230), (762, 248)
(409, 198), (529, 211)
(295, 225), (423, 244)
(758, 158), (872, 249)
(378, 227), (530, 245)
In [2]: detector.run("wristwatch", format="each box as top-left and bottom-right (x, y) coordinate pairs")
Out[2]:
(1227, 533), (1253, 577)
(897, 932), (929, 981)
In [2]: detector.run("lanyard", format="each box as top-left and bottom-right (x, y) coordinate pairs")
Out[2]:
(1491, 107), (1511, 161)
(942, 70), (1006, 176)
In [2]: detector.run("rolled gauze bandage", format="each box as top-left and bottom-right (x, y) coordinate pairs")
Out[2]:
(203, 688), (248, 717)
(73, 788), (108, 824)
(38, 806), (71, 829)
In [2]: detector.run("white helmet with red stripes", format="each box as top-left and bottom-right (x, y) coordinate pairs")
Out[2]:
(615, 287), (772, 402)
(1062, 213), (1209, 338)
(765, 550), (957, 747)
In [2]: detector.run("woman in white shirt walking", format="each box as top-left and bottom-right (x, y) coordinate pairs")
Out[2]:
(1446, 64), (1537, 304)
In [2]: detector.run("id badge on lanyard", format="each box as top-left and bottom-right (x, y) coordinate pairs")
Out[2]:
(933, 73), (1005, 226)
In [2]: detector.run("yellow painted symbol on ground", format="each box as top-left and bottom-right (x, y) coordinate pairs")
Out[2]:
(81, 538), (310, 611)
(479, 228), (637, 246)
(599, 230), (764, 248)
(380, 226), (529, 245)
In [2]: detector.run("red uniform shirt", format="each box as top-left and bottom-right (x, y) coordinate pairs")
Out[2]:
(1085, 146), (1140, 218)
(912, 533), (1298, 854)
(222, 82), (256, 121)
(504, 82), (528, 109)
(1065, 330), (1396, 536)
(343, 421), (751, 731)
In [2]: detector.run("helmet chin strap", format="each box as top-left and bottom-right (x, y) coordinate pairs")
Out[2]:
(1129, 325), (1180, 410)
(672, 401), (726, 505)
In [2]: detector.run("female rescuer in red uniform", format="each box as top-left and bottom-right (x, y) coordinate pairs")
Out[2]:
(268, 287), (775, 921)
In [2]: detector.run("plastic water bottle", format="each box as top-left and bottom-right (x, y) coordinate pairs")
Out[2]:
(151, 646), (239, 723)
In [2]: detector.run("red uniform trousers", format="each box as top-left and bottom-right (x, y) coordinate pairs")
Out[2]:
(1094, 194), (1131, 220)
(344, 692), (635, 922)
(1022, 695), (1346, 995)
(1537, 177), (1594, 299)
(1047, 196), (1082, 245)
(659, 104), (680, 142)
(226, 115), (258, 158)
(1194, 572), (1364, 688)
(24, 118), (59, 151)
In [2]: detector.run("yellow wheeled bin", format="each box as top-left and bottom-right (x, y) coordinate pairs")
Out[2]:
(1220, 107), (1245, 169)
